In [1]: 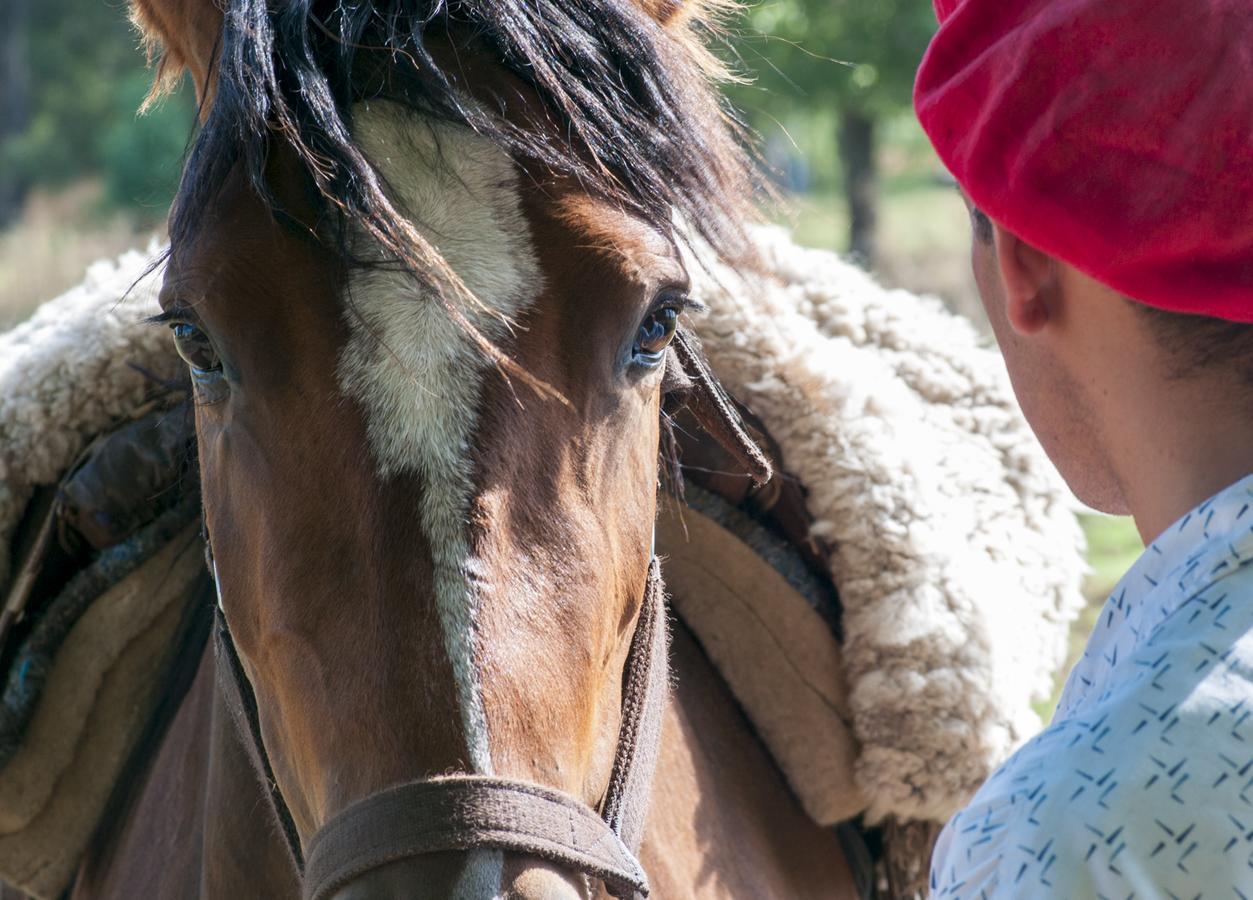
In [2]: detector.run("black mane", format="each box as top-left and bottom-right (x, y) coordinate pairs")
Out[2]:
(171, 0), (756, 286)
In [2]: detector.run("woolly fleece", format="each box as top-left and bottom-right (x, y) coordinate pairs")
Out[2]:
(0, 244), (176, 593)
(684, 226), (1085, 823)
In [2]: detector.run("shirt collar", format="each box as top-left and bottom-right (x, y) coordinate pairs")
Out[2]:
(1056, 473), (1253, 718)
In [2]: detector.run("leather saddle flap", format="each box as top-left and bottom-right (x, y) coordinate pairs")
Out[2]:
(656, 491), (867, 825)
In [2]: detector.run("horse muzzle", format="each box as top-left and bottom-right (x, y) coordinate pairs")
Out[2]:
(214, 559), (669, 900)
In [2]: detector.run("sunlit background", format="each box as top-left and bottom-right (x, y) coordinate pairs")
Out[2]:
(0, 0), (1142, 717)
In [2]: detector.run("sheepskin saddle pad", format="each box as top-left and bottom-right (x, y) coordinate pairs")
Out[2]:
(0, 229), (1087, 893)
(672, 226), (1087, 826)
(0, 248), (207, 899)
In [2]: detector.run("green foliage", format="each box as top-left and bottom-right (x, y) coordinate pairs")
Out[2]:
(725, 0), (939, 190)
(731, 0), (937, 115)
(1080, 513), (1144, 599)
(100, 73), (194, 217)
(5, 0), (937, 216)
(3, 0), (194, 220)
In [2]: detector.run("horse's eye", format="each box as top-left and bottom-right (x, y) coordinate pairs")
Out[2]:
(171, 322), (222, 374)
(634, 306), (679, 364)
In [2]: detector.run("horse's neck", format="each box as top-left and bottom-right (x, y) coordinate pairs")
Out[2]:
(640, 621), (859, 899)
(644, 416), (861, 897)
(71, 641), (299, 900)
(672, 407), (835, 582)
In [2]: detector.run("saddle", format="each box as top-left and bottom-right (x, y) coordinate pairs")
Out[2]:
(0, 249), (203, 898)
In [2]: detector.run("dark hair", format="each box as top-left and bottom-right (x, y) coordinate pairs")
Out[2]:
(172, 1), (755, 273)
(1132, 301), (1253, 383)
(970, 206), (993, 244)
(965, 198), (1251, 379)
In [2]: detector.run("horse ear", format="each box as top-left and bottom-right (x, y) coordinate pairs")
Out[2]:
(130, 0), (223, 109)
(637, 0), (737, 29)
(638, 0), (688, 25)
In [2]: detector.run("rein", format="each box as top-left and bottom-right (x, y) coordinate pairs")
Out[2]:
(206, 333), (767, 899)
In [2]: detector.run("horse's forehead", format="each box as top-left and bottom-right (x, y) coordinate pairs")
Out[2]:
(336, 103), (546, 775)
(551, 194), (685, 287)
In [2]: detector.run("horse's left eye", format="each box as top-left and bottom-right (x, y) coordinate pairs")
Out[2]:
(634, 306), (679, 363)
(171, 322), (222, 374)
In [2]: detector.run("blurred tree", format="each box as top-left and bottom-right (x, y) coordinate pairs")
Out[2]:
(101, 73), (193, 215)
(0, 0), (194, 225)
(729, 0), (937, 265)
(0, 0), (31, 227)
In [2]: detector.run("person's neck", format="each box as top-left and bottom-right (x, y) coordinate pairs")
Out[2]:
(1099, 372), (1253, 545)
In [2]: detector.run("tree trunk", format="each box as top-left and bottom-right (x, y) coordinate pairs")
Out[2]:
(838, 108), (878, 268)
(0, 0), (31, 228)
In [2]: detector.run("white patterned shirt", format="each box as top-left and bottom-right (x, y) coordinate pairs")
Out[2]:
(930, 474), (1253, 899)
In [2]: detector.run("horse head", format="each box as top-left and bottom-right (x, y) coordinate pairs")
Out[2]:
(132, 1), (762, 897)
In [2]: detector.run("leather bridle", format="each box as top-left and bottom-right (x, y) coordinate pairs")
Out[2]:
(206, 331), (770, 900)
(212, 558), (666, 899)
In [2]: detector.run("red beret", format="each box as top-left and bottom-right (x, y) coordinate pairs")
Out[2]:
(914, 0), (1253, 322)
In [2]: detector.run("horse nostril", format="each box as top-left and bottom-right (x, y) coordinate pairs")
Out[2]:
(501, 861), (589, 900)
(325, 853), (587, 900)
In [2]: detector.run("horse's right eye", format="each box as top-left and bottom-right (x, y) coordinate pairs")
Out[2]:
(633, 306), (680, 367)
(171, 323), (222, 374)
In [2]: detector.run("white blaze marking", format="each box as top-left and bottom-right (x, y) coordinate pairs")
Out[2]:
(337, 102), (542, 776)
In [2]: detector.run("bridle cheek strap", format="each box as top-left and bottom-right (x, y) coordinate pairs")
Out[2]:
(598, 556), (668, 855)
(219, 558), (670, 900)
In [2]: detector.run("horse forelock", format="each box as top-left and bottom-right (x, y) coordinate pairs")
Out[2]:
(166, 0), (757, 306)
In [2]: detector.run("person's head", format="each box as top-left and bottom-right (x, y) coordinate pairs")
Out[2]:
(916, 0), (1253, 513)
(958, 198), (1253, 514)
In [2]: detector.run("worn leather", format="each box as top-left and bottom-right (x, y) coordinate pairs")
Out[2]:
(303, 776), (648, 900)
(58, 406), (192, 552)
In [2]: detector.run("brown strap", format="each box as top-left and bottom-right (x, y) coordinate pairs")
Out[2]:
(302, 775), (648, 900)
(217, 552), (668, 899)
(671, 329), (773, 486)
(215, 613), (306, 873)
(599, 558), (668, 866)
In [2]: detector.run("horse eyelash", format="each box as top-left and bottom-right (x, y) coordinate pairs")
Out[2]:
(145, 306), (198, 327)
(666, 294), (705, 315)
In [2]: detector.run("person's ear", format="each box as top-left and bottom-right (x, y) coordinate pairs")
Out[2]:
(992, 223), (1056, 336)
